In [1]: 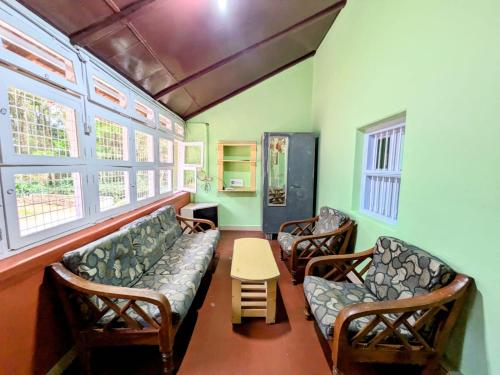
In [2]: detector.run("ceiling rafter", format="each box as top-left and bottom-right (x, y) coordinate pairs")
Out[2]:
(185, 51), (316, 120)
(70, 0), (158, 46)
(153, 0), (346, 100)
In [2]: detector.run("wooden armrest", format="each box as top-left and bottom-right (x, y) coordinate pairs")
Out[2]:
(176, 215), (216, 232)
(333, 274), (472, 348)
(279, 216), (318, 233)
(50, 263), (172, 325)
(305, 248), (374, 276)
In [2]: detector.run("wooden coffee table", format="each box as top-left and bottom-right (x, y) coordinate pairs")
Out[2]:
(231, 238), (280, 324)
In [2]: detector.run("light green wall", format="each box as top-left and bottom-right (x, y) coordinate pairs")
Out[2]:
(312, 1), (500, 374)
(187, 59), (313, 228)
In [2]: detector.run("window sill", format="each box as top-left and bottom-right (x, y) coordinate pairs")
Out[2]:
(0, 192), (190, 288)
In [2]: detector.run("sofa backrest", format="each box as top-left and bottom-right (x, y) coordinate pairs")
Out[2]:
(62, 228), (143, 287)
(313, 206), (349, 235)
(364, 236), (456, 301)
(149, 205), (182, 247)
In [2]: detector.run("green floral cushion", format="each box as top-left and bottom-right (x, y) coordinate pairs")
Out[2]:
(364, 237), (456, 301)
(150, 205), (182, 245)
(62, 228), (143, 287)
(313, 207), (349, 235)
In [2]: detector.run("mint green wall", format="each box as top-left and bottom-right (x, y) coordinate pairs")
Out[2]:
(187, 59), (313, 228)
(312, 1), (499, 374)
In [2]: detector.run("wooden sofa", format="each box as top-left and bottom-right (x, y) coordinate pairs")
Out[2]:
(303, 236), (471, 375)
(50, 205), (219, 374)
(277, 207), (354, 284)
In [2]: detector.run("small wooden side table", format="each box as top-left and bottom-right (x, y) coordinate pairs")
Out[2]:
(230, 238), (280, 324)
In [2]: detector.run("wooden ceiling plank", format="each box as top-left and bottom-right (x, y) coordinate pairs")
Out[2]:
(70, 0), (159, 46)
(184, 51), (316, 120)
(153, 1), (345, 100)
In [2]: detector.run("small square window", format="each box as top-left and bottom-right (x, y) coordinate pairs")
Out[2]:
(159, 169), (172, 194)
(95, 117), (128, 161)
(159, 115), (172, 131)
(175, 122), (184, 137)
(135, 101), (154, 122)
(361, 118), (405, 222)
(135, 130), (154, 162)
(136, 169), (155, 201)
(93, 77), (127, 108)
(98, 170), (130, 212)
(159, 138), (173, 164)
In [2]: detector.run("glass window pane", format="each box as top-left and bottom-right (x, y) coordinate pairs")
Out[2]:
(95, 117), (128, 161)
(93, 77), (127, 108)
(159, 115), (172, 131)
(135, 130), (154, 162)
(8, 87), (79, 158)
(0, 20), (76, 83)
(135, 101), (154, 121)
(136, 169), (155, 201)
(98, 171), (130, 212)
(159, 138), (173, 164)
(159, 169), (172, 194)
(175, 122), (184, 136)
(15, 172), (83, 236)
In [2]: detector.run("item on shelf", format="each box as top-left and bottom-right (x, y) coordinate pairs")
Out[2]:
(217, 141), (257, 192)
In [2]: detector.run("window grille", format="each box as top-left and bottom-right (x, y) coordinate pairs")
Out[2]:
(135, 130), (154, 163)
(159, 169), (172, 194)
(136, 169), (155, 201)
(0, 20), (76, 83)
(15, 172), (83, 236)
(361, 120), (405, 222)
(98, 170), (130, 212)
(95, 117), (128, 161)
(159, 138), (173, 164)
(8, 87), (79, 158)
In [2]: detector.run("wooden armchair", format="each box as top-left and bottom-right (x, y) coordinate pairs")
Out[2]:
(278, 207), (354, 284)
(303, 237), (472, 375)
(50, 214), (216, 375)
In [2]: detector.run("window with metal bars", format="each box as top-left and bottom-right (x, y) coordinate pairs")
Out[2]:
(361, 118), (405, 222)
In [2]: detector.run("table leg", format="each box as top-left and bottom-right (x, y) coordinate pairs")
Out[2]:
(232, 278), (241, 324)
(266, 278), (277, 324)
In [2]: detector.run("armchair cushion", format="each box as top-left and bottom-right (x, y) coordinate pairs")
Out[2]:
(313, 207), (349, 236)
(277, 232), (311, 255)
(62, 228), (143, 287)
(364, 236), (456, 301)
(304, 276), (412, 340)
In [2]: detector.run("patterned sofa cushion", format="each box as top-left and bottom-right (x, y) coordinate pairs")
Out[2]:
(364, 237), (456, 301)
(304, 276), (411, 340)
(150, 205), (182, 245)
(277, 232), (311, 256)
(121, 215), (166, 272)
(62, 228), (143, 287)
(313, 207), (349, 236)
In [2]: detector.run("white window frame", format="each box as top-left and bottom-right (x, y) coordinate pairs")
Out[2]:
(0, 179), (8, 257)
(87, 103), (132, 167)
(174, 122), (185, 137)
(360, 117), (405, 224)
(134, 167), (156, 204)
(158, 137), (174, 165)
(85, 62), (132, 116)
(132, 123), (156, 166)
(131, 92), (156, 128)
(0, 5), (83, 94)
(158, 167), (173, 196)
(90, 166), (132, 220)
(0, 165), (91, 250)
(179, 166), (197, 193)
(158, 113), (173, 133)
(0, 67), (86, 165)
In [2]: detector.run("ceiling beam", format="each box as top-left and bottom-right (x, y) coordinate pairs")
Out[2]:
(184, 51), (315, 120)
(154, 0), (346, 100)
(70, 0), (158, 46)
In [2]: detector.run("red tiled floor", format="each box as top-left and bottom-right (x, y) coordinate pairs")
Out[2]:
(177, 230), (331, 375)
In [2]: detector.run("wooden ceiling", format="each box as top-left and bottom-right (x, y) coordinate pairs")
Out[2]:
(19, 0), (346, 119)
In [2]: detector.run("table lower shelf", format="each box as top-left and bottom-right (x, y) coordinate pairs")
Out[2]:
(231, 278), (278, 324)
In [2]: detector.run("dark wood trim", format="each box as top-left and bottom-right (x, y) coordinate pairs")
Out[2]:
(184, 51), (315, 120)
(70, 0), (158, 46)
(153, 1), (346, 100)
(0, 192), (190, 288)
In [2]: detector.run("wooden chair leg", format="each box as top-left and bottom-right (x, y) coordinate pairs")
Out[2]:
(304, 302), (313, 320)
(291, 270), (298, 285)
(77, 345), (92, 375)
(422, 358), (440, 375)
(161, 350), (174, 375)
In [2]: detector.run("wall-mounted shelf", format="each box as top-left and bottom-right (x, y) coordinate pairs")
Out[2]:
(218, 141), (257, 192)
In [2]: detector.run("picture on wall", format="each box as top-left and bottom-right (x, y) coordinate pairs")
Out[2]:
(267, 136), (288, 206)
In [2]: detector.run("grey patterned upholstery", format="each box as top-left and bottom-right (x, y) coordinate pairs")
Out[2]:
(64, 204), (220, 327)
(62, 228), (143, 287)
(277, 232), (310, 255)
(313, 207), (349, 235)
(304, 236), (455, 341)
(364, 237), (456, 301)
